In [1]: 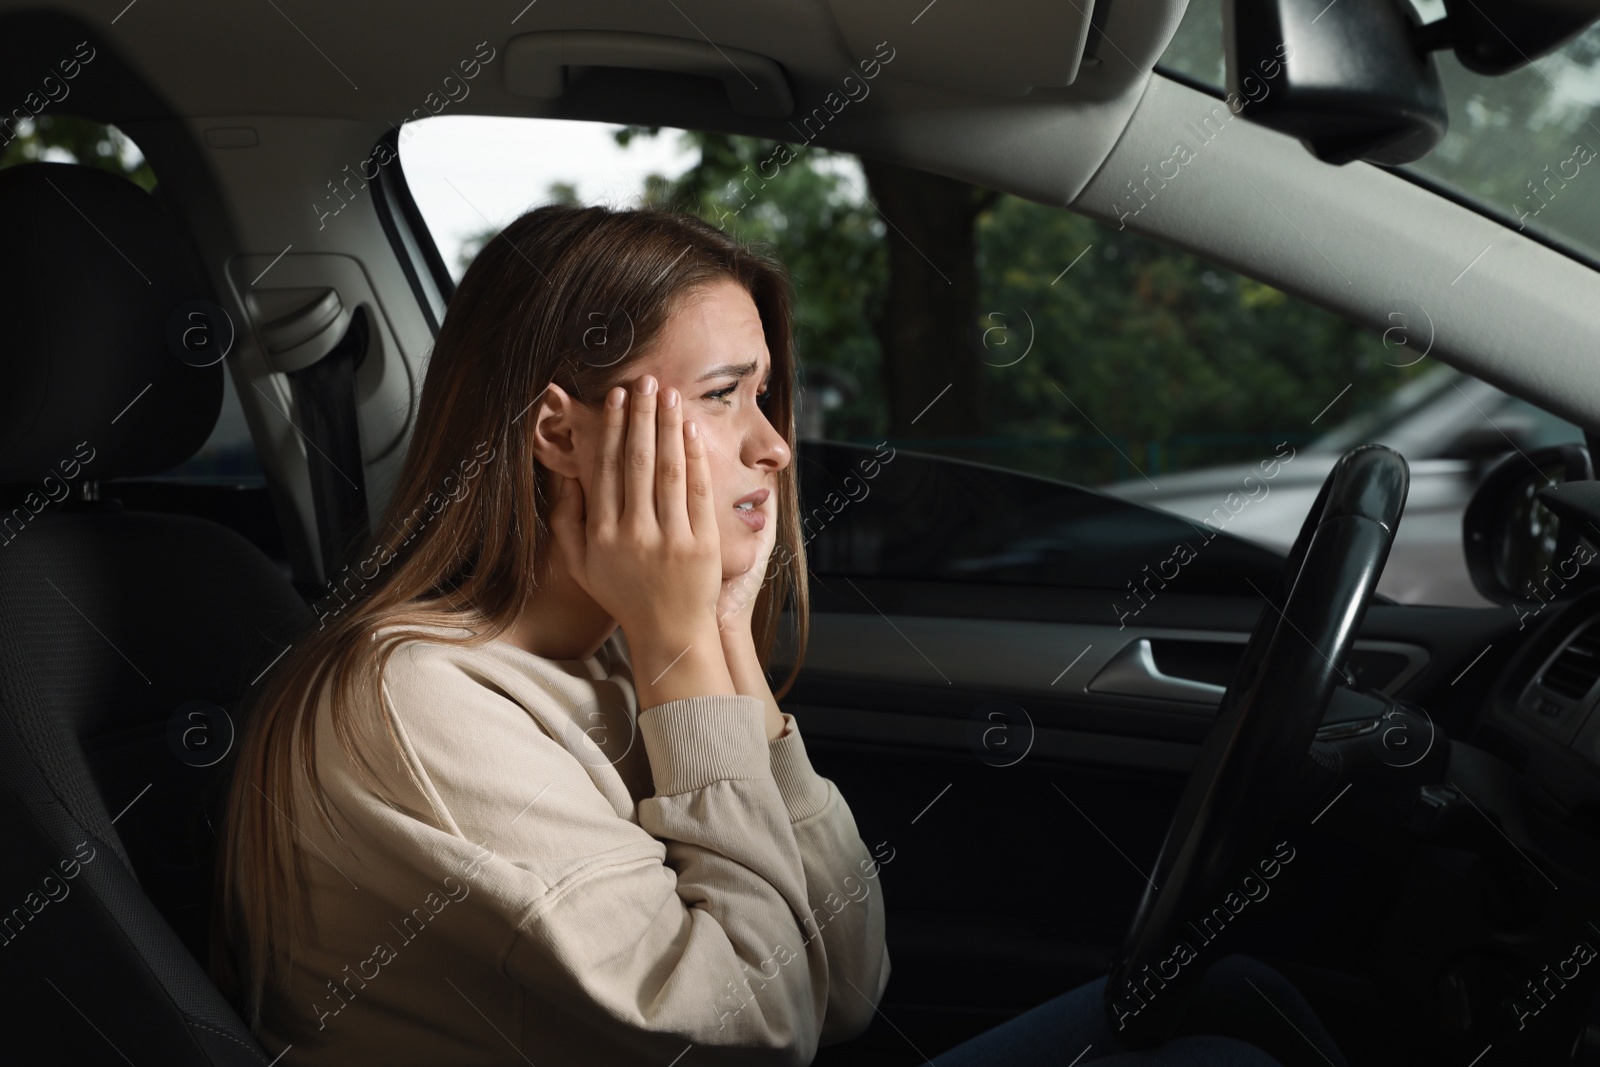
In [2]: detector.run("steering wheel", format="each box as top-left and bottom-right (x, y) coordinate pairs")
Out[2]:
(1103, 443), (1409, 1045)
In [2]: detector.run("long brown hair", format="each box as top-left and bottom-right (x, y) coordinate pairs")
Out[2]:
(210, 204), (811, 1029)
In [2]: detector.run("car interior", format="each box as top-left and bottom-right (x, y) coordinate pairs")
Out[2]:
(3, 0), (1600, 1064)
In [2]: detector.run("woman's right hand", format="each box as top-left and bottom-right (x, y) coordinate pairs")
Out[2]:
(549, 375), (735, 705)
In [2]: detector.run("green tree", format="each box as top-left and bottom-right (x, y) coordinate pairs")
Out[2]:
(455, 110), (1503, 487)
(614, 126), (889, 440)
(1417, 33), (1600, 253)
(0, 114), (155, 190)
(975, 197), (1431, 483)
(620, 127), (1002, 443)
(611, 124), (1438, 484)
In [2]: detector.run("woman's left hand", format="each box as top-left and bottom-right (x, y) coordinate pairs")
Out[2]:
(716, 504), (778, 639)
(715, 505), (790, 740)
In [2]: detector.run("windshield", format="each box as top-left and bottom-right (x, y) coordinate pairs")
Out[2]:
(1305, 361), (1586, 457)
(1159, 0), (1600, 263)
(1308, 364), (1464, 451)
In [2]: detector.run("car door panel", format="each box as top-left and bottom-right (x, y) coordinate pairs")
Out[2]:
(790, 443), (1522, 1061)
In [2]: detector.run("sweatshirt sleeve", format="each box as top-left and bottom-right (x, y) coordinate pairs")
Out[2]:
(765, 712), (892, 1046)
(498, 693), (844, 1066)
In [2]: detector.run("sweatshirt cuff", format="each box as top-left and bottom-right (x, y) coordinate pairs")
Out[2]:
(768, 713), (832, 822)
(637, 694), (769, 796)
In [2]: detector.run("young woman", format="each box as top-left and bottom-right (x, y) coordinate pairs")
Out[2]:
(212, 204), (1342, 1066)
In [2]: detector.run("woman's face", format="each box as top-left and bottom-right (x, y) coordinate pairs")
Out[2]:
(543, 277), (792, 581)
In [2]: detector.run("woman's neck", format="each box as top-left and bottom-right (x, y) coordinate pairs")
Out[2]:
(501, 551), (618, 662)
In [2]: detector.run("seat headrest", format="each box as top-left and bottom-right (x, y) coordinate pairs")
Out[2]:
(0, 162), (223, 484)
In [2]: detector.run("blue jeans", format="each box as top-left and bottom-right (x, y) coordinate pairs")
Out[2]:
(927, 955), (1348, 1067)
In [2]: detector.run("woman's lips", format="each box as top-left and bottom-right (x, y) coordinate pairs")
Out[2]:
(734, 487), (769, 531)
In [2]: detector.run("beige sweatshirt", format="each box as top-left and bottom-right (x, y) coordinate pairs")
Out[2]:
(250, 621), (891, 1066)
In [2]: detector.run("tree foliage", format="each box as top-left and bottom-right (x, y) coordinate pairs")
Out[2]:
(0, 114), (155, 190)
(615, 127), (889, 439)
(975, 196), (1432, 482)
(614, 125), (1433, 483)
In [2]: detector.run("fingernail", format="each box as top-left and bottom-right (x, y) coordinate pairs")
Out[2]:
(686, 421), (698, 440)
(640, 375), (657, 396)
(607, 387), (624, 409)
(663, 387), (678, 408)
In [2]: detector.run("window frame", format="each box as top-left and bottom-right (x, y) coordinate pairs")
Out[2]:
(371, 126), (456, 338)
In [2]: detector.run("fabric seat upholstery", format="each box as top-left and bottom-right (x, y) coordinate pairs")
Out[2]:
(0, 161), (313, 1064)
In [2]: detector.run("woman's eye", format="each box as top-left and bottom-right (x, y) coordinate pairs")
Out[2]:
(704, 378), (773, 407)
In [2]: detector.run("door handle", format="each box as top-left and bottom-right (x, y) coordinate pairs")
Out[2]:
(1086, 638), (1226, 705)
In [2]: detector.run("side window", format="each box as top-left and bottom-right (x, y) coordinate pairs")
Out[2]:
(397, 117), (699, 282)
(799, 439), (1284, 596)
(394, 115), (1584, 607)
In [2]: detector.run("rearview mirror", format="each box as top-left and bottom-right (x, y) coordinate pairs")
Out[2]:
(1462, 444), (1597, 608)
(1226, 0), (1600, 166)
(1226, 0), (1448, 165)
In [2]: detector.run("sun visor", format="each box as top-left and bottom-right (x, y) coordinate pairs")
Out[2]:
(826, 0), (1099, 96)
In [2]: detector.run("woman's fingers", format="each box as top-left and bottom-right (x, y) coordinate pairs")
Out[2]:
(556, 375), (726, 648)
(684, 417), (718, 544)
(656, 386), (690, 538)
(591, 385), (627, 533)
(622, 375), (658, 533)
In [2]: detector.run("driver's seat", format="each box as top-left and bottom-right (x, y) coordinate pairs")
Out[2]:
(0, 162), (309, 1062)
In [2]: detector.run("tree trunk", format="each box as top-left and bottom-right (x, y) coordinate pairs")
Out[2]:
(860, 158), (996, 441)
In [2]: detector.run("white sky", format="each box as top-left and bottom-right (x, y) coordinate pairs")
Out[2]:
(397, 116), (701, 280)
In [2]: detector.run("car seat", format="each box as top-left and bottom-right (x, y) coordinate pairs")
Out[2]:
(0, 161), (310, 1064)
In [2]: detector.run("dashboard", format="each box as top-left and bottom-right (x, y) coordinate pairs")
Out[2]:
(1477, 587), (1600, 812)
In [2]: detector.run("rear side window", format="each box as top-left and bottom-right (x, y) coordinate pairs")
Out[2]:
(1, 113), (154, 190)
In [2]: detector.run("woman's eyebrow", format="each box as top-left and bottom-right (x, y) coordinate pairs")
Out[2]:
(694, 360), (761, 382)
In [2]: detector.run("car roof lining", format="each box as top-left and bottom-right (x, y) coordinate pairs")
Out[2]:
(0, 0), (1179, 198)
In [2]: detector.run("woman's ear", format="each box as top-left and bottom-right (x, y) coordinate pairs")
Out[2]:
(529, 382), (590, 479)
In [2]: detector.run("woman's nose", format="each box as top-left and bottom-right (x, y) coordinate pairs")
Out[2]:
(745, 412), (790, 473)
